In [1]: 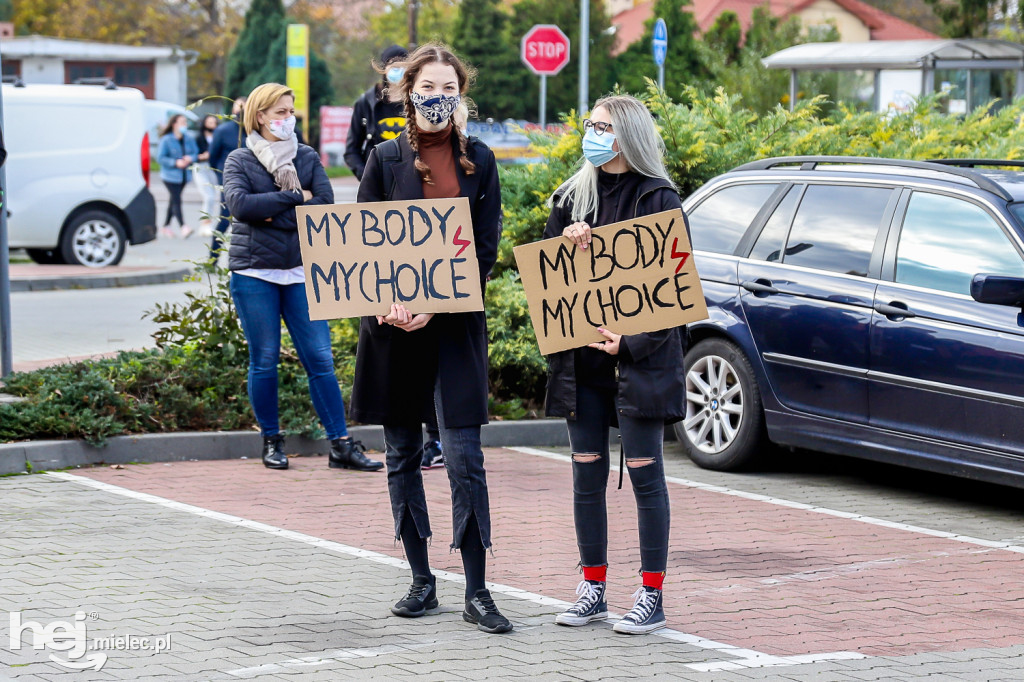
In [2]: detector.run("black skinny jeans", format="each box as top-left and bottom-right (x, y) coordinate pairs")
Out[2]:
(566, 383), (671, 573)
(163, 180), (186, 228)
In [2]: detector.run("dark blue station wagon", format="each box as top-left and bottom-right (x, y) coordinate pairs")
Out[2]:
(678, 157), (1024, 487)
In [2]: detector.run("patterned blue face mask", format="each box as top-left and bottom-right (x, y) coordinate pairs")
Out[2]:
(582, 128), (619, 167)
(410, 91), (461, 126)
(386, 66), (405, 84)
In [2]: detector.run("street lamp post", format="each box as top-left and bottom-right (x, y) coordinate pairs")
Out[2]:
(0, 36), (11, 377)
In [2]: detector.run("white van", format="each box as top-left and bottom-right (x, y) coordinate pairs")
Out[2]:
(3, 82), (156, 266)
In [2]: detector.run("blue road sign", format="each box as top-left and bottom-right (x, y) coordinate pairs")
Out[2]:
(653, 18), (668, 67)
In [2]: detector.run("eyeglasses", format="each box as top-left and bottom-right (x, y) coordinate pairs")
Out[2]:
(582, 119), (614, 135)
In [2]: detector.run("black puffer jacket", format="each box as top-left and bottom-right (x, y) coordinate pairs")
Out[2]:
(543, 172), (688, 424)
(224, 143), (334, 271)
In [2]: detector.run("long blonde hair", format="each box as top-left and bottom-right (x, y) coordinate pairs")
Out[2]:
(551, 94), (676, 222)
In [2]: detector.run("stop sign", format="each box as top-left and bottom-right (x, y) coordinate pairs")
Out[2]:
(521, 24), (571, 76)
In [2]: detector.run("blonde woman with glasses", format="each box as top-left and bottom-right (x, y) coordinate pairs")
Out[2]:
(542, 94), (687, 635)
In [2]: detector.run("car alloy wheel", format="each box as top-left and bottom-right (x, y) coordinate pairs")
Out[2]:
(61, 210), (127, 267)
(684, 354), (744, 454)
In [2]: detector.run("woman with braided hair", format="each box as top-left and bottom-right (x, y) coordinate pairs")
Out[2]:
(350, 43), (510, 634)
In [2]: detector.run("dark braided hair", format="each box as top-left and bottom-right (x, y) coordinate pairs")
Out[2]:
(376, 43), (477, 184)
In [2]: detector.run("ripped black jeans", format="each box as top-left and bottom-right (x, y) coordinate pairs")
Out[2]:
(382, 378), (491, 551)
(566, 383), (671, 573)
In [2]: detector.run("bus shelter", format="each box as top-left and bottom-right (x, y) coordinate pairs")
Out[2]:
(762, 39), (1024, 114)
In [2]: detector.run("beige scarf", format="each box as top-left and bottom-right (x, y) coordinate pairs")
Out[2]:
(246, 131), (301, 192)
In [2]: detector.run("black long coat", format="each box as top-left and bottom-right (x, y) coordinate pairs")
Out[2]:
(543, 174), (688, 424)
(349, 130), (501, 428)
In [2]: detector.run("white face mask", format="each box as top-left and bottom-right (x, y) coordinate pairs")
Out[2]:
(266, 115), (296, 139)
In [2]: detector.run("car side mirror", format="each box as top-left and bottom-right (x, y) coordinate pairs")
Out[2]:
(970, 273), (1024, 307)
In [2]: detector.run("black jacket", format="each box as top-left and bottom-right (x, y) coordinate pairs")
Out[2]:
(344, 85), (406, 180)
(350, 130), (501, 428)
(223, 143), (334, 271)
(543, 172), (688, 423)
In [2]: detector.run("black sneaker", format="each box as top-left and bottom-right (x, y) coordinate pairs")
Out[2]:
(555, 580), (608, 626)
(391, 575), (438, 618)
(420, 440), (444, 469)
(463, 588), (513, 633)
(613, 586), (666, 634)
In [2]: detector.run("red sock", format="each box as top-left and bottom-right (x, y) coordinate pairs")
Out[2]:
(582, 565), (607, 582)
(642, 571), (665, 590)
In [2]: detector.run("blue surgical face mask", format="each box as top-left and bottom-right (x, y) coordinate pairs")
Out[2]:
(386, 66), (405, 84)
(582, 127), (619, 167)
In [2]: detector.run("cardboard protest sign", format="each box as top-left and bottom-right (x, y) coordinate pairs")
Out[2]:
(295, 197), (483, 320)
(514, 208), (708, 355)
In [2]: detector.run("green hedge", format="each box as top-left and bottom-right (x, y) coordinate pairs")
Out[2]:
(7, 85), (1024, 444)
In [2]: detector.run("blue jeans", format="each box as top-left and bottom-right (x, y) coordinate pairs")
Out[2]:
(567, 383), (670, 573)
(230, 273), (349, 440)
(383, 379), (491, 550)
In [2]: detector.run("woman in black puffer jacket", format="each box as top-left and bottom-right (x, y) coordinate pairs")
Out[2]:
(222, 82), (382, 474)
(543, 94), (686, 636)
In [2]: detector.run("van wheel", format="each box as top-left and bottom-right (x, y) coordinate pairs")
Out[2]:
(673, 338), (766, 471)
(26, 248), (66, 265)
(60, 211), (127, 267)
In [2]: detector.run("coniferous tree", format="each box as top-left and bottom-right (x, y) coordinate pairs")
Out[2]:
(224, 0), (333, 141)
(452, 0), (527, 121)
(613, 0), (707, 98)
(922, 0), (992, 37)
(226, 0), (286, 99)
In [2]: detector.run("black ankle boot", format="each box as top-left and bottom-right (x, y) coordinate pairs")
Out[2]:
(328, 438), (383, 471)
(262, 434), (288, 470)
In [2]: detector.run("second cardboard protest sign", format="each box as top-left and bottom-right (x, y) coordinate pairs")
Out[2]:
(514, 208), (708, 355)
(295, 197), (483, 320)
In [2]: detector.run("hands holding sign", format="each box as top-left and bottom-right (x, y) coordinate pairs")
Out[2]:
(377, 304), (435, 332)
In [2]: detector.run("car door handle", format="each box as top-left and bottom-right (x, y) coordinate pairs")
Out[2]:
(874, 302), (917, 319)
(741, 279), (780, 295)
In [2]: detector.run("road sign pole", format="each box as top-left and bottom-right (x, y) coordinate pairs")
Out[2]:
(579, 0), (589, 117)
(521, 24), (570, 130)
(653, 17), (668, 95)
(539, 75), (547, 130)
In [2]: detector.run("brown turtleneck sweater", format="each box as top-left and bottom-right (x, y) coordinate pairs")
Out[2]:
(417, 123), (460, 199)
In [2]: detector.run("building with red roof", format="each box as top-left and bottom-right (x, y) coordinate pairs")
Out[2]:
(611, 0), (938, 55)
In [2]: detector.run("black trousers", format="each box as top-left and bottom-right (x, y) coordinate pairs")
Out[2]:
(163, 180), (186, 228)
(566, 383), (671, 573)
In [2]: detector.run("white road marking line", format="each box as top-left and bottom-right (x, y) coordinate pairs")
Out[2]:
(508, 446), (1024, 555)
(45, 470), (864, 671)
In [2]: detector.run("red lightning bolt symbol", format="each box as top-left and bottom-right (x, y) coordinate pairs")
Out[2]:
(453, 225), (470, 258)
(670, 237), (690, 274)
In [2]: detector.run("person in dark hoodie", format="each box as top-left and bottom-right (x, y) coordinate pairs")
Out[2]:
(542, 94), (686, 636)
(344, 44), (408, 181)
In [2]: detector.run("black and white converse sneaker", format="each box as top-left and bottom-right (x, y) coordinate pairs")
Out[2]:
(391, 575), (438, 617)
(463, 588), (513, 633)
(555, 580), (608, 626)
(613, 586), (666, 634)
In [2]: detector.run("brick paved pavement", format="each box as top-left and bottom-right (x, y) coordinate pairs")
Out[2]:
(2, 444), (1024, 680)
